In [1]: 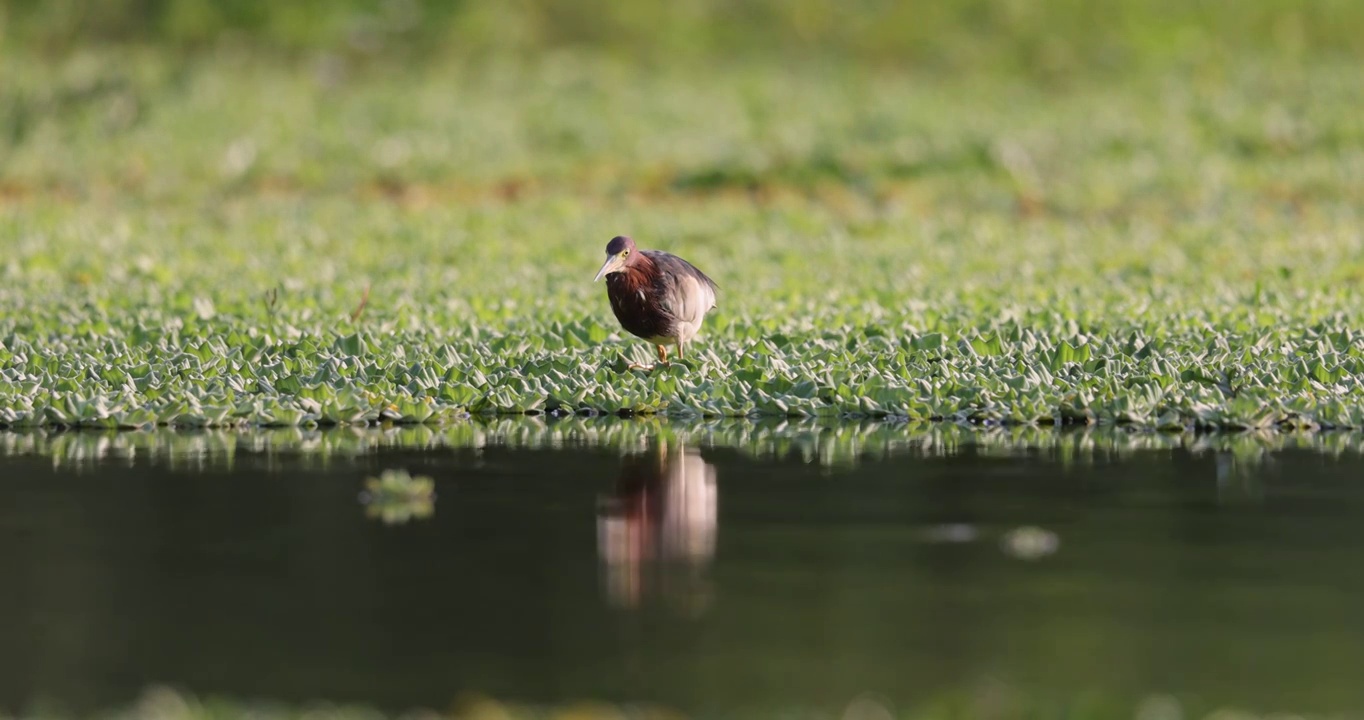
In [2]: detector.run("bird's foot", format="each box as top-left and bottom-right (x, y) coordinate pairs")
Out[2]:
(624, 359), (678, 372)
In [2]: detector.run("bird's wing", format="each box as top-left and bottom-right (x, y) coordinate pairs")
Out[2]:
(645, 251), (718, 325)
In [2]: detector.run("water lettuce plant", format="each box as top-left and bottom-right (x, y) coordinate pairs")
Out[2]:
(1, 51), (1362, 432)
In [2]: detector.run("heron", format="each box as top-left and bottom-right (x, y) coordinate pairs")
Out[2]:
(593, 235), (718, 370)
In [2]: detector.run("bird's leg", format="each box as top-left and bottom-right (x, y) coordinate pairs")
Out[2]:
(624, 346), (664, 372)
(623, 345), (670, 372)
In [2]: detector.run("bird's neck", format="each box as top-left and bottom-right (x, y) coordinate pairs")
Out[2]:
(613, 255), (655, 287)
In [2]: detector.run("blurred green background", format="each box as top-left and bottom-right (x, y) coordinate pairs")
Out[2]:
(3, 0), (1361, 75)
(4, 0), (1361, 203)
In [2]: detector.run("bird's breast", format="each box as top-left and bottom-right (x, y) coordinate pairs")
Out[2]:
(606, 272), (671, 340)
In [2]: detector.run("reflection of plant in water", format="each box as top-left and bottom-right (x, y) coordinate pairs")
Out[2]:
(596, 440), (717, 615)
(359, 469), (436, 525)
(1185, 431), (1276, 502)
(4, 419), (1364, 473)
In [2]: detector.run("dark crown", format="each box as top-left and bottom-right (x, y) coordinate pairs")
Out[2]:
(605, 235), (635, 255)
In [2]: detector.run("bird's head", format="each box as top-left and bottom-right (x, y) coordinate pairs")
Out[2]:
(593, 235), (638, 282)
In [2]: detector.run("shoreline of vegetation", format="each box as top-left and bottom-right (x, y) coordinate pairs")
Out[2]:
(5, 415), (1364, 473)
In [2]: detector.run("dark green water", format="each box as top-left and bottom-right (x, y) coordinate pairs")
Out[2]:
(2, 420), (1363, 718)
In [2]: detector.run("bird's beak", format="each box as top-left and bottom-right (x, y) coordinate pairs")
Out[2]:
(594, 253), (624, 282)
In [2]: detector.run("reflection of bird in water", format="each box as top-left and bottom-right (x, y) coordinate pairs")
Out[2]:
(596, 440), (717, 615)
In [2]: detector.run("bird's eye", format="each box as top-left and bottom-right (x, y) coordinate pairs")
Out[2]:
(622, 249), (630, 256)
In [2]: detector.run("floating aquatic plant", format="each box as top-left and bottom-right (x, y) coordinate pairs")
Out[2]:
(359, 469), (436, 525)
(1, 53), (1362, 432)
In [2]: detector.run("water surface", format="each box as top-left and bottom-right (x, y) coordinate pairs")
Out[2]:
(1, 420), (1362, 718)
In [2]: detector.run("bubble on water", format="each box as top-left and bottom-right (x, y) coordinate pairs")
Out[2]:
(922, 523), (979, 543)
(1000, 525), (1059, 560)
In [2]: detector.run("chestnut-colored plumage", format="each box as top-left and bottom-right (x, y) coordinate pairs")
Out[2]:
(593, 235), (718, 368)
